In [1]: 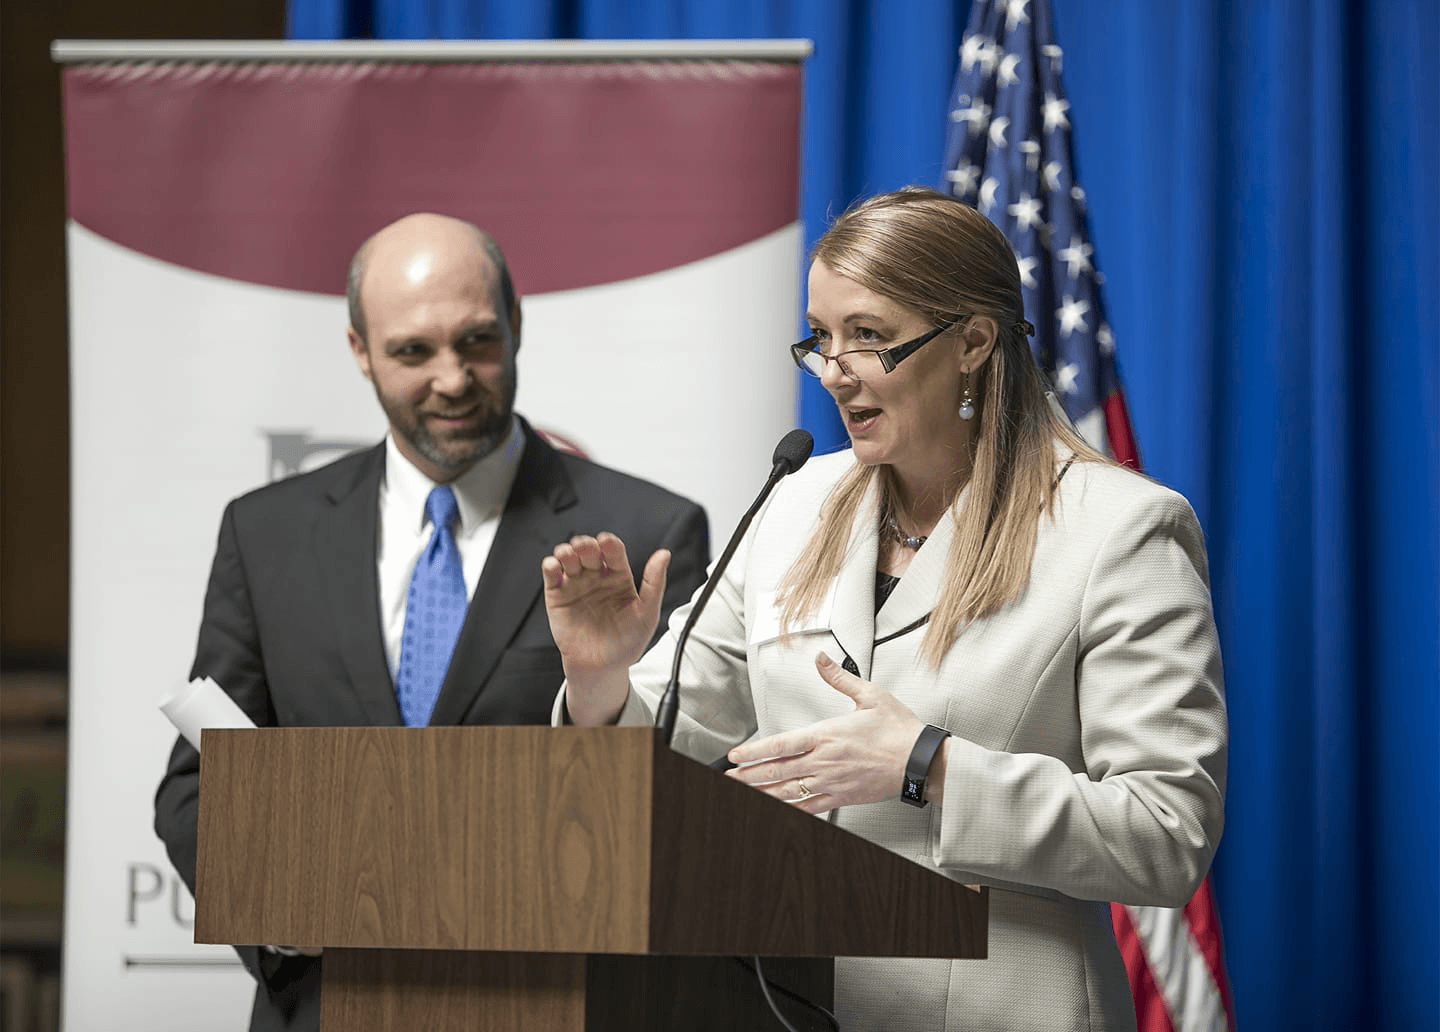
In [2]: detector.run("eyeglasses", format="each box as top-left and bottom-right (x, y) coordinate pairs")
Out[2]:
(790, 315), (966, 382)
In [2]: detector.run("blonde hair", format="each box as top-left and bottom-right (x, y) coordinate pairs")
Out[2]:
(777, 187), (1106, 665)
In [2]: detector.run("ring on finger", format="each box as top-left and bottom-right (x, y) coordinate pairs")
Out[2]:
(796, 779), (813, 800)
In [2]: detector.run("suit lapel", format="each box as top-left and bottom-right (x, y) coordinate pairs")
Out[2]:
(874, 505), (955, 641)
(827, 475), (883, 680)
(428, 423), (576, 726)
(831, 478), (967, 672)
(313, 443), (403, 726)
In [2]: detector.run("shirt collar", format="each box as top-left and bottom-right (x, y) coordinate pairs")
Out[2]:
(382, 419), (525, 535)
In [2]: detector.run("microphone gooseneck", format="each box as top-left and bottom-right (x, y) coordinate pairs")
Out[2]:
(655, 429), (814, 747)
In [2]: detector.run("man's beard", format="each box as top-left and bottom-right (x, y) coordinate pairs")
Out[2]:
(380, 370), (516, 476)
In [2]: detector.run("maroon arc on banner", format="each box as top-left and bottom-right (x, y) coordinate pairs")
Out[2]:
(63, 60), (801, 296)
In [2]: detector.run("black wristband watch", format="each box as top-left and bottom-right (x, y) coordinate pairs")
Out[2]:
(901, 724), (950, 807)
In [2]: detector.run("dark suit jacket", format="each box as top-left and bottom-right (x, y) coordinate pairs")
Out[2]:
(153, 418), (709, 1031)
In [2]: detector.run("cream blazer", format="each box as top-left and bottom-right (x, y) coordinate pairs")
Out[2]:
(597, 449), (1227, 1032)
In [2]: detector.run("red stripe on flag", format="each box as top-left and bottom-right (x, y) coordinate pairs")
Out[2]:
(1103, 390), (1141, 469)
(1183, 876), (1237, 1029)
(1112, 902), (1179, 1032)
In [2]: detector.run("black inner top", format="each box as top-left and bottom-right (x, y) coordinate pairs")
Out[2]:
(875, 570), (901, 612)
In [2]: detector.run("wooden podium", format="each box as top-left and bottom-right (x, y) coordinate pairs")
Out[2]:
(195, 726), (986, 1030)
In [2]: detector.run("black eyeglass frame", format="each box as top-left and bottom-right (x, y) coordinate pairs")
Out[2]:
(790, 314), (967, 380)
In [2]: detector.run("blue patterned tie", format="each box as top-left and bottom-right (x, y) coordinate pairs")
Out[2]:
(396, 486), (467, 727)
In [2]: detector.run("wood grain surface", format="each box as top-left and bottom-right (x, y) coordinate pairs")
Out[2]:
(196, 726), (653, 952)
(195, 725), (985, 960)
(648, 738), (988, 958)
(321, 949), (585, 1031)
(319, 949), (834, 1032)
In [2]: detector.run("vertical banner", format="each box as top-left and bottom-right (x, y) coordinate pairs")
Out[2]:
(57, 41), (805, 1031)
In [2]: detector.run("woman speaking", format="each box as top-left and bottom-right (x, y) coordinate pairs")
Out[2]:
(542, 187), (1227, 1032)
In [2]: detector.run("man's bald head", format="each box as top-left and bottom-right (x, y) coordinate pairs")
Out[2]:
(343, 212), (522, 483)
(346, 213), (517, 345)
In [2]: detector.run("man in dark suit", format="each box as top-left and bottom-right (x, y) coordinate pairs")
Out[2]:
(153, 213), (710, 1030)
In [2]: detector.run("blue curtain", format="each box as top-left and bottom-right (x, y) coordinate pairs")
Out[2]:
(289, 1), (1440, 1028)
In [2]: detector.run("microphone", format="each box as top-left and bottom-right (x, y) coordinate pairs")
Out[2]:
(768, 428), (815, 476)
(656, 429), (814, 746)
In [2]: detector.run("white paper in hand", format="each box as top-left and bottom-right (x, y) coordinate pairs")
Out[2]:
(159, 676), (256, 750)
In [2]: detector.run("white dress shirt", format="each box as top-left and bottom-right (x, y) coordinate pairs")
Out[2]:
(376, 421), (524, 684)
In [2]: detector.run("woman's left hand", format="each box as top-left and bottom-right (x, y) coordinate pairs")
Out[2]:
(725, 652), (927, 815)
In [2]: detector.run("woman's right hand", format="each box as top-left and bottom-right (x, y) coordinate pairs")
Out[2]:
(542, 532), (670, 725)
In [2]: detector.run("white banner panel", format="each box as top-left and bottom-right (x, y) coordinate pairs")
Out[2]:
(517, 224), (800, 535)
(60, 47), (802, 1030)
(65, 227), (378, 1029)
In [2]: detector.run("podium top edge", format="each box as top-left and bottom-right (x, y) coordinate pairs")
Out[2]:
(51, 39), (814, 65)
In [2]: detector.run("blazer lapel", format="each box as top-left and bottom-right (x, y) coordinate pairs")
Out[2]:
(428, 422), (576, 726)
(874, 506), (955, 642)
(313, 443), (403, 726)
(827, 475), (883, 680)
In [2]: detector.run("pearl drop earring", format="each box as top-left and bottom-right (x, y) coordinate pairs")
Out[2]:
(959, 372), (975, 421)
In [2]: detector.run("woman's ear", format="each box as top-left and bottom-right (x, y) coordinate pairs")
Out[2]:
(957, 315), (999, 373)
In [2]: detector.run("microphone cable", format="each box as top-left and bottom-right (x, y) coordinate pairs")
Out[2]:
(740, 955), (840, 1032)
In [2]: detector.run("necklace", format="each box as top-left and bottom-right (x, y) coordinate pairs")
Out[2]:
(879, 456), (1076, 555)
(884, 514), (928, 550)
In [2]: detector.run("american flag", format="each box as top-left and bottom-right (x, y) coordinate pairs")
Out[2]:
(942, 0), (1137, 464)
(940, 2), (1236, 1030)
